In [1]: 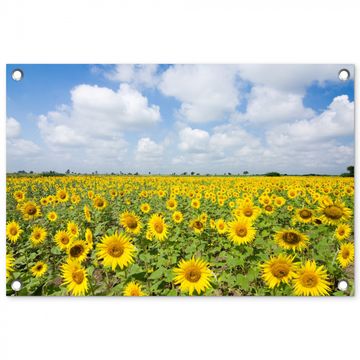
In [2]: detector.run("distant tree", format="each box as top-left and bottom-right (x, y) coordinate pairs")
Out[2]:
(29, 171), (34, 174)
(191, 171), (195, 176)
(196, 173), (200, 176)
(264, 172), (281, 177)
(347, 166), (354, 176)
(17, 170), (27, 174)
(148, 171), (151, 175)
(66, 169), (70, 174)
(228, 172), (232, 176)
(243, 170), (249, 175)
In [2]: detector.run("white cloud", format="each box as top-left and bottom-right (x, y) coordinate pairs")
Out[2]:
(159, 65), (240, 123)
(135, 137), (164, 162)
(104, 65), (160, 88)
(178, 127), (210, 153)
(7, 138), (41, 157)
(233, 85), (315, 124)
(6, 117), (21, 138)
(267, 95), (354, 146)
(34, 83), (162, 170)
(237, 64), (353, 93)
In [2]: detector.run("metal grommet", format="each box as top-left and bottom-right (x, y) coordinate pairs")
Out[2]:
(11, 68), (24, 81)
(338, 68), (350, 81)
(337, 279), (348, 291)
(11, 280), (22, 292)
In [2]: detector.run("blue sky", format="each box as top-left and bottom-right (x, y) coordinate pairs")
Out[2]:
(6, 64), (354, 174)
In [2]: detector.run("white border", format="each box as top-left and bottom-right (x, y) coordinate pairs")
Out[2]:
(0, 1), (359, 359)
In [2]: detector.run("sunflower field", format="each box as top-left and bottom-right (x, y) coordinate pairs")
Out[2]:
(6, 175), (354, 296)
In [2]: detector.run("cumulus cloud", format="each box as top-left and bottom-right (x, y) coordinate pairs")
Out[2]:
(6, 117), (41, 161)
(104, 64), (160, 88)
(233, 86), (315, 124)
(6, 117), (21, 138)
(159, 65), (240, 123)
(237, 64), (353, 93)
(267, 95), (354, 146)
(36, 83), (161, 165)
(135, 137), (164, 162)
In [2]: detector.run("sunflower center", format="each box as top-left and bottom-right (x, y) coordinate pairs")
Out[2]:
(26, 205), (37, 215)
(342, 249), (350, 259)
(126, 217), (138, 229)
(300, 273), (318, 288)
(282, 231), (300, 245)
(185, 267), (201, 282)
(34, 232), (41, 239)
(36, 265), (43, 271)
(219, 223), (224, 230)
(59, 193), (66, 199)
(61, 235), (70, 245)
(72, 270), (84, 284)
(271, 262), (290, 278)
(265, 205), (273, 211)
(338, 229), (345, 236)
(10, 227), (18, 235)
(299, 209), (312, 219)
(154, 221), (164, 233)
(108, 243), (124, 257)
(193, 221), (203, 230)
(235, 224), (247, 237)
(70, 245), (84, 257)
(244, 208), (253, 217)
(324, 205), (343, 220)
(130, 289), (140, 296)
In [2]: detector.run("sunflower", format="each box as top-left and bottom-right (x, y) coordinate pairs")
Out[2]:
(120, 212), (142, 235)
(30, 226), (47, 246)
(14, 190), (26, 202)
(20, 201), (41, 220)
(335, 223), (352, 241)
(6, 253), (15, 280)
(318, 200), (352, 225)
(274, 196), (286, 207)
(67, 240), (90, 263)
(123, 281), (145, 296)
(172, 211), (183, 224)
(140, 203), (151, 213)
(173, 257), (213, 295)
(47, 211), (58, 222)
(189, 217), (205, 235)
(227, 218), (256, 245)
(61, 259), (88, 296)
(96, 232), (136, 270)
(67, 221), (79, 238)
(93, 195), (107, 210)
(31, 261), (48, 277)
(295, 208), (314, 224)
(275, 229), (309, 251)
(148, 214), (168, 241)
(84, 205), (91, 222)
(234, 201), (261, 221)
(54, 230), (73, 250)
(337, 242), (354, 268)
(260, 254), (298, 288)
(191, 199), (200, 209)
(293, 261), (331, 296)
(215, 219), (227, 234)
(6, 221), (23, 243)
(263, 204), (275, 215)
(166, 198), (177, 211)
(56, 189), (69, 202)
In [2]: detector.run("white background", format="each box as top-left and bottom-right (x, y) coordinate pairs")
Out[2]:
(0, 1), (359, 359)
